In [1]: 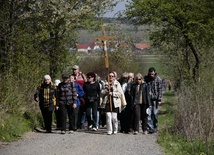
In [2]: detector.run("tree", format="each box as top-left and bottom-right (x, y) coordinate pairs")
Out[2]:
(0, 0), (118, 141)
(124, 0), (214, 85)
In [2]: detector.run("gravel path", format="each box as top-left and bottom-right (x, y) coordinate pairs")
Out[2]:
(0, 126), (163, 155)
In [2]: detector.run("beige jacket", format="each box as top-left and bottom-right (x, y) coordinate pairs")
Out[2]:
(101, 80), (127, 112)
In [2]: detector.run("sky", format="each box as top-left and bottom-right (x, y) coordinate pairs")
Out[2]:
(104, 0), (129, 17)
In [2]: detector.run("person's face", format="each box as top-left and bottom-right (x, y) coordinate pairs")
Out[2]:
(128, 74), (134, 81)
(73, 69), (78, 75)
(123, 77), (128, 82)
(109, 73), (115, 82)
(149, 71), (155, 78)
(136, 77), (142, 84)
(87, 75), (94, 82)
(44, 79), (51, 84)
(70, 76), (75, 82)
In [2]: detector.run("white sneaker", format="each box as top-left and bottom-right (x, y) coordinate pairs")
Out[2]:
(92, 127), (97, 131)
(113, 131), (117, 134)
(68, 130), (74, 134)
(88, 125), (92, 130)
(107, 132), (112, 135)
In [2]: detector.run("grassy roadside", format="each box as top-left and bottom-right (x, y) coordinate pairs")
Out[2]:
(0, 114), (32, 142)
(158, 91), (214, 155)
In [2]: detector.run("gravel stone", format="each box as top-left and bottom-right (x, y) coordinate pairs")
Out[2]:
(0, 127), (163, 155)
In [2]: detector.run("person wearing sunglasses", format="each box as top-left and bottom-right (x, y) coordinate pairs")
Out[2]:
(101, 71), (127, 135)
(83, 72), (100, 131)
(130, 73), (151, 135)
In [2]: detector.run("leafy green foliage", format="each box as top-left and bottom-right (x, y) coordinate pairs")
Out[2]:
(124, 0), (214, 153)
(125, 0), (214, 84)
(0, 0), (116, 142)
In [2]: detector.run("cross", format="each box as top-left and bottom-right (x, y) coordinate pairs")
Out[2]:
(93, 25), (116, 69)
(93, 25), (116, 111)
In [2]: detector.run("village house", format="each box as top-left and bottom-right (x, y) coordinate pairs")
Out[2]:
(76, 42), (100, 53)
(75, 42), (150, 53)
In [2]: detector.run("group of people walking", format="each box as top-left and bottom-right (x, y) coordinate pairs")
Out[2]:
(34, 65), (162, 135)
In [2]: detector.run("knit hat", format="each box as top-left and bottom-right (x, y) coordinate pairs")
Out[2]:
(44, 75), (51, 80)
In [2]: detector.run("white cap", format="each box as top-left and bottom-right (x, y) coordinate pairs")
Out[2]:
(72, 65), (79, 70)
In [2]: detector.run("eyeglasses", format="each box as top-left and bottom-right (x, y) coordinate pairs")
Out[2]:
(109, 75), (114, 77)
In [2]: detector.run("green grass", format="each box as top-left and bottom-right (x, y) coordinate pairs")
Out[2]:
(158, 91), (214, 155)
(0, 114), (31, 142)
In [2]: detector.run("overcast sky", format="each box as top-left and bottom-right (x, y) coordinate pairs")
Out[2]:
(104, 0), (129, 17)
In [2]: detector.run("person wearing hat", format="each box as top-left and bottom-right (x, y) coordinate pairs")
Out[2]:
(72, 65), (87, 129)
(34, 75), (57, 133)
(72, 65), (87, 87)
(56, 74), (77, 134)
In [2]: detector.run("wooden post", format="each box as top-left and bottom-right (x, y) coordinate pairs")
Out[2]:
(93, 25), (116, 111)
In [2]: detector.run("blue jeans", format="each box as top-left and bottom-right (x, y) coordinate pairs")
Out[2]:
(90, 108), (100, 128)
(147, 100), (158, 132)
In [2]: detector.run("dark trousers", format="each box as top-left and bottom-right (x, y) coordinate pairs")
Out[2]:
(86, 100), (98, 128)
(71, 106), (79, 130)
(132, 104), (141, 132)
(120, 106), (131, 133)
(60, 104), (74, 131)
(141, 104), (148, 132)
(55, 108), (61, 129)
(100, 108), (106, 127)
(40, 106), (53, 132)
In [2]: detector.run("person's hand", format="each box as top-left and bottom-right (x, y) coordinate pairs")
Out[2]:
(55, 106), (59, 110)
(34, 97), (38, 102)
(109, 92), (113, 96)
(73, 103), (77, 109)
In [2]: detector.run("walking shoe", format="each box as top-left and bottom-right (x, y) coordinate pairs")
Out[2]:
(61, 131), (66, 134)
(68, 130), (74, 134)
(88, 125), (92, 130)
(113, 131), (117, 134)
(92, 127), (97, 131)
(134, 131), (138, 135)
(148, 130), (154, 134)
(143, 131), (148, 135)
(46, 130), (52, 133)
(107, 132), (112, 135)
